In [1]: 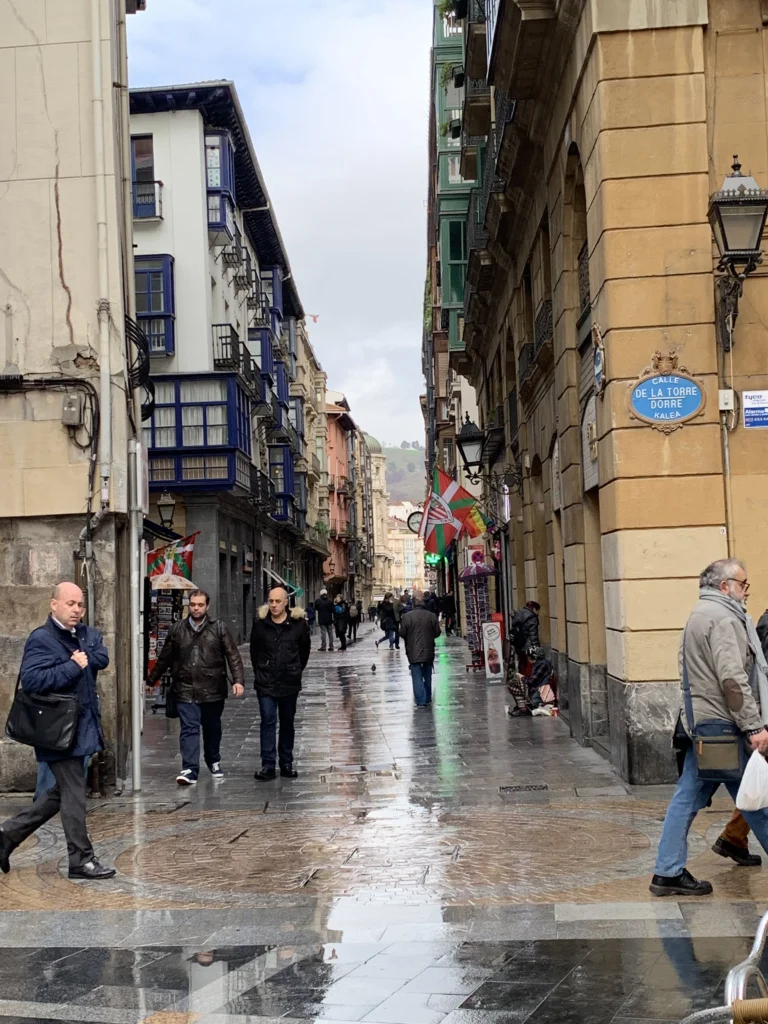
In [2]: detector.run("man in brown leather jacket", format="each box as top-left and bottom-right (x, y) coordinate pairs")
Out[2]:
(147, 589), (244, 785)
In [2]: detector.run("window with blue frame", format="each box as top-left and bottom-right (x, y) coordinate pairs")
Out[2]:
(205, 132), (236, 197)
(288, 397), (304, 437)
(135, 255), (175, 354)
(131, 136), (158, 217)
(275, 361), (289, 405)
(294, 472), (307, 511)
(269, 445), (293, 495)
(143, 376), (253, 487)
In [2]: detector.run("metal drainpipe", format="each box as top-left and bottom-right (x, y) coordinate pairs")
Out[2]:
(91, 0), (112, 507)
(115, 0), (144, 793)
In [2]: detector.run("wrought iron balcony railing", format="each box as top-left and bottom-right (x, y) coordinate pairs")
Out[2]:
(212, 324), (241, 371)
(132, 180), (162, 219)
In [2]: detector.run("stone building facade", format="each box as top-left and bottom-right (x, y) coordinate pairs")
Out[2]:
(0, 0), (147, 788)
(428, 0), (768, 783)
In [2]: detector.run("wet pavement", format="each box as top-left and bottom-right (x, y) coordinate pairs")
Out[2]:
(0, 622), (767, 1023)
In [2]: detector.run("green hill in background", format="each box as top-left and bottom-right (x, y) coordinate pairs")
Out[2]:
(383, 445), (427, 503)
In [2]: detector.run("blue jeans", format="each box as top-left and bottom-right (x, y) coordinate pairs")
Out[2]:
(258, 694), (298, 769)
(410, 662), (434, 707)
(379, 629), (397, 649)
(655, 743), (768, 876)
(177, 700), (225, 777)
(34, 757), (89, 803)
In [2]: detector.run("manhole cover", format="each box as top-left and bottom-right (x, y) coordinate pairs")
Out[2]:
(499, 784), (549, 793)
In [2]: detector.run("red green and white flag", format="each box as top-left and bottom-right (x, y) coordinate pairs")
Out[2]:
(146, 532), (200, 579)
(419, 468), (475, 556)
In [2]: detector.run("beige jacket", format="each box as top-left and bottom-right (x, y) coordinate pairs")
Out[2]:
(680, 597), (760, 735)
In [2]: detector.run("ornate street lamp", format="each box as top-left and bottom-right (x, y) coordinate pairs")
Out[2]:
(456, 413), (485, 482)
(708, 156), (768, 349)
(156, 491), (176, 529)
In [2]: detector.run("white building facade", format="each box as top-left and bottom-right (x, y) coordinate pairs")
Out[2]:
(130, 81), (325, 637)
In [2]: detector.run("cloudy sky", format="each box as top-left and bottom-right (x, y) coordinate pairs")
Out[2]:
(127, 0), (432, 447)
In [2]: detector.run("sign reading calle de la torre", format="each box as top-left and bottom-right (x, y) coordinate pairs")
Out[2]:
(628, 351), (706, 434)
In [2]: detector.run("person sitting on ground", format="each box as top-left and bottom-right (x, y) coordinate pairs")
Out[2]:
(511, 601), (540, 674)
(526, 646), (557, 717)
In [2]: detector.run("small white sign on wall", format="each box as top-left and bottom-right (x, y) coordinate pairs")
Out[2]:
(743, 391), (768, 429)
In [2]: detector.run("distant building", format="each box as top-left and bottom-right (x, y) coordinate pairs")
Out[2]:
(366, 436), (395, 598)
(130, 81), (328, 637)
(388, 518), (425, 595)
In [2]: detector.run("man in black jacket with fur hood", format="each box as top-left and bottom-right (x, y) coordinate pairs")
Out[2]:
(250, 587), (311, 781)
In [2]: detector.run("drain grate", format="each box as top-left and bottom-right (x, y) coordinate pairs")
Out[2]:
(499, 784), (549, 793)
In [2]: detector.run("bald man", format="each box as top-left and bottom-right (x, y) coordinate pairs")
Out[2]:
(250, 588), (311, 781)
(0, 583), (114, 880)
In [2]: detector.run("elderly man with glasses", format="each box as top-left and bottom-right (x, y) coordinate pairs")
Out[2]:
(650, 558), (768, 897)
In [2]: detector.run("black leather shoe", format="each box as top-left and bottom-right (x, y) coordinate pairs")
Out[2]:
(0, 830), (12, 874)
(713, 836), (762, 866)
(649, 869), (712, 897)
(254, 768), (277, 781)
(280, 765), (298, 779)
(68, 859), (116, 880)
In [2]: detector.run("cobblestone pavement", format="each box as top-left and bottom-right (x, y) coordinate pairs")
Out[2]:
(0, 623), (767, 1023)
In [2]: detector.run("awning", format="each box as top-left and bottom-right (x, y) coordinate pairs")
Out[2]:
(264, 567), (302, 598)
(143, 519), (182, 543)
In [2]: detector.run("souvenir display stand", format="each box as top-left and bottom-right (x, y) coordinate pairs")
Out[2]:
(145, 574), (197, 713)
(459, 552), (497, 672)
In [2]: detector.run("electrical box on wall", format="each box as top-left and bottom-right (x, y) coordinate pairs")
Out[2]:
(718, 389), (735, 412)
(62, 391), (83, 426)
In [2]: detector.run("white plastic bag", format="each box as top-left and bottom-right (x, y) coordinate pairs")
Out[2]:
(736, 750), (768, 811)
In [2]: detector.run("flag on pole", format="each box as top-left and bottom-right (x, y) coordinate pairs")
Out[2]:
(419, 468), (475, 556)
(460, 504), (489, 539)
(146, 533), (200, 579)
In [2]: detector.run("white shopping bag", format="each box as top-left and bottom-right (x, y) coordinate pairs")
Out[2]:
(736, 750), (768, 811)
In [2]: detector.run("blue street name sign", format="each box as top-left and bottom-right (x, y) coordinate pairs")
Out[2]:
(630, 374), (704, 426)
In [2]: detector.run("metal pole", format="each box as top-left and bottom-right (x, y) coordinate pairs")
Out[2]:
(128, 440), (142, 792)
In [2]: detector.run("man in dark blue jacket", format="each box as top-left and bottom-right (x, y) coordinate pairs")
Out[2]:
(0, 582), (114, 880)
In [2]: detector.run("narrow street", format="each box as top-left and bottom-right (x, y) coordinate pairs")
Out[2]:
(0, 624), (766, 1023)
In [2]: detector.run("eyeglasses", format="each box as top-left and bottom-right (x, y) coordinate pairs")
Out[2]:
(728, 577), (750, 591)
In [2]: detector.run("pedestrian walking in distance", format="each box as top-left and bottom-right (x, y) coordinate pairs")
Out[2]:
(0, 583), (114, 880)
(400, 591), (441, 708)
(315, 588), (335, 652)
(347, 598), (360, 643)
(147, 588), (244, 785)
(333, 595), (349, 652)
(250, 587), (311, 781)
(650, 558), (768, 897)
(375, 593), (399, 650)
(440, 590), (457, 635)
(306, 601), (316, 637)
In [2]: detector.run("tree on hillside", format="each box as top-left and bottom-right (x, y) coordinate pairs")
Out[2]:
(400, 441), (410, 449)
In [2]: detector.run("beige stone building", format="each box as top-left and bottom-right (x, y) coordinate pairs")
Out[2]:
(388, 518), (425, 596)
(366, 436), (395, 598)
(427, 0), (768, 782)
(0, 0), (147, 788)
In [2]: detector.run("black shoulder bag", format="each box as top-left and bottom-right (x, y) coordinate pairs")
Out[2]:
(682, 627), (750, 782)
(5, 672), (79, 752)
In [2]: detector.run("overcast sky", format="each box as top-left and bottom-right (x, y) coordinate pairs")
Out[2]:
(127, 0), (432, 447)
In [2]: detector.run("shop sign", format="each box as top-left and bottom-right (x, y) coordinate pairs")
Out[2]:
(481, 621), (504, 683)
(743, 390), (768, 428)
(628, 351), (705, 434)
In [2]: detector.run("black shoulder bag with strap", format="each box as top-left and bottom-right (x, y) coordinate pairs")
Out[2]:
(681, 627), (750, 782)
(5, 672), (79, 752)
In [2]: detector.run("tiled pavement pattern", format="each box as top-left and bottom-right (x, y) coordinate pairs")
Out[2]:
(0, 624), (767, 1023)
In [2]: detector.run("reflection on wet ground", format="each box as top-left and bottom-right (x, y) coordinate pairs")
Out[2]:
(0, 625), (765, 1022)
(0, 937), (759, 1024)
